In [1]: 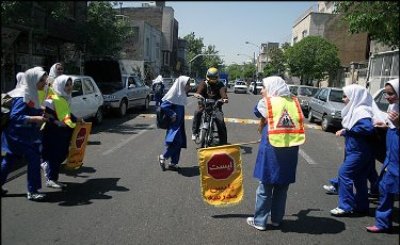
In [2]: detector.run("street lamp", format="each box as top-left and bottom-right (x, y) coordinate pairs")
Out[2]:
(245, 41), (260, 77)
(188, 53), (223, 77)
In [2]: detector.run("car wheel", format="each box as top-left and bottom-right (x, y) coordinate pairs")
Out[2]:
(142, 97), (149, 111)
(118, 100), (127, 117)
(321, 115), (331, 132)
(307, 110), (315, 123)
(94, 107), (103, 125)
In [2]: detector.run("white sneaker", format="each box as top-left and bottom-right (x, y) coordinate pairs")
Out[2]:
(41, 162), (49, 178)
(323, 185), (338, 194)
(46, 180), (65, 189)
(246, 217), (266, 231)
(27, 192), (46, 201)
(191, 134), (198, 141)
(330, 207), (353, 216)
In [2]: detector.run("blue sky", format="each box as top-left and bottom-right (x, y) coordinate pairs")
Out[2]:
(119, 1), (317, 65)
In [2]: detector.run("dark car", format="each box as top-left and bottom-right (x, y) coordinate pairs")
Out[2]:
(288, 85), (319, 116)
(307, 87), (345, 131)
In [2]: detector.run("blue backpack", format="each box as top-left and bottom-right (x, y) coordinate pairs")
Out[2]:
(156, 106), (169, 129)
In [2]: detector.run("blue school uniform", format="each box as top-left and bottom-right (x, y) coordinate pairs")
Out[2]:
(1, 97), (43, 193)
(375, 127), (399, 229)
(160, 100), (186, 165)
(337, 118), (375, 212)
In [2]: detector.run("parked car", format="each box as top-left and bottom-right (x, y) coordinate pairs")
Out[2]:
(289, 85), (319, 116)
(373, 87), (389, 116)
(84, 59), (151, 117)
(234, 80), (248, 94)
(69, 75), (104, 124)
(249, 80), (263, 94)
(307, 87), (345, 131)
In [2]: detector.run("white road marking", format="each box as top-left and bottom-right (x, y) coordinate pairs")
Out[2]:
(299, 148), (318, 165)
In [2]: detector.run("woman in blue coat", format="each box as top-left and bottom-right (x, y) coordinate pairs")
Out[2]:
(246, 76), (305, 231)
(330, 84), (376, 216)
(366, 78), (399, 233)
(1, 67), (48, 200)
(158, 76), (191, 170)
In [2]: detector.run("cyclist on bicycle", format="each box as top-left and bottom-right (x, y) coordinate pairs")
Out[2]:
(192, 67), (228, 145)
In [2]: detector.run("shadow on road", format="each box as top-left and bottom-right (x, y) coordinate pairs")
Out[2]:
(280, 209), (345, 234)
(211, 214), (254, 218)
(239, 145), (253, 155)
(178, 165), (200, 177)
(43, 178), (129, 206)
(60, 165), (97, 178)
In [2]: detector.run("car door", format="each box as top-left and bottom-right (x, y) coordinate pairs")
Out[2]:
(126, 76), (137, 108)
(133, 76), (147, 106)
(70, 78), (85, 118)
(81, 77), (98, 118)
(314, 88), (328, 118)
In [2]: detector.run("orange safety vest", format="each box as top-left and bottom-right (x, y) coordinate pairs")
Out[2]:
(264, 96), (305, 147)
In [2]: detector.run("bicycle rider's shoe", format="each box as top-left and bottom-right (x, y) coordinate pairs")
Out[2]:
(27, 192), (46, 201)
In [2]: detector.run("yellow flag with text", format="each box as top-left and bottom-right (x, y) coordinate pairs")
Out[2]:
(197, 144), (243, 207)
(64, 122), (92, 170)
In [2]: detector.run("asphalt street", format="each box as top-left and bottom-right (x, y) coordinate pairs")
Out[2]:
(1, 88), (399, 245)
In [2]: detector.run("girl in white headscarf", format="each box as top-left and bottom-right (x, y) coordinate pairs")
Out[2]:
(152, 75), (165, 106)
(330, 84), (376, 217)
(1, 67), (48, 200)
(45, 62), (64, 98)
(366, 78), (399, 233)
(15, 72), (25, 89)
(158, 76), (191, 171)
(41, 75), (78, 189)
(247, 76), (305, 231)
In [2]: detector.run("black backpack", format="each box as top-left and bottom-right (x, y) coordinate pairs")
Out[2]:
(154, 83), (163, 95)
(1, 93), (13, 130)
(156, 106), (170, 129)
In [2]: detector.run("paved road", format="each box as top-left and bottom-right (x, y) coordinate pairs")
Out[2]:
(1, 90), (399, 245)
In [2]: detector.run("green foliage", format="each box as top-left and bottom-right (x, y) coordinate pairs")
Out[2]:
(286, 36), (340, 85)
(85, 1), (132, 57)
(334, 1), (399, 48)
(227, 64), (243, 80)
(263, 47), (286, 77)
(1, 1), (30, 25)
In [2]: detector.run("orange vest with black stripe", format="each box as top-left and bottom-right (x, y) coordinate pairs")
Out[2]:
(49, 94), (76, 128)
(264, 96), (305, 147)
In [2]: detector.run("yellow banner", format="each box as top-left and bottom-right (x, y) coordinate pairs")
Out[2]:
(64, 122), (92, 170)
(197, 144), (243, 207)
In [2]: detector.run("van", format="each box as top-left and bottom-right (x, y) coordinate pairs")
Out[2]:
(84, 58), (151, 117)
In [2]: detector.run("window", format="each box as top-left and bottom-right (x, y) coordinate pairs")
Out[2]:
(83, 78), (95, 94)
(133, 76), (144, 87)
(374, 90), (389, 112)
(318, 89), (328, 101)
(293, 37), (298, 44)
(72, 79), (83, 97)
(289, 86), (298, 95)
(302, 30), (308, 38)
(128, 77), (136, 88)
(329, 90), (344, 102)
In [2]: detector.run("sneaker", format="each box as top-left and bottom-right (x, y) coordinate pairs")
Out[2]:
(41, 162), (49, 178)
(46, 180), (64, 189)
(158, 154), (166, 171)
(323, 185), (338, 195)
(330, 207), (353, 217)
(366, 225), (390, 233)
(271, 222), (280, 227)
(191, 134), (198, 141)
(246, 217), (266, 231)
(27, 192), (46, 201)
(168, 163), (179, 171)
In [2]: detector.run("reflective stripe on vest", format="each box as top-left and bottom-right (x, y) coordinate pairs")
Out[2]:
(265, 96), (305, 147)
(49, 94), (76, 128)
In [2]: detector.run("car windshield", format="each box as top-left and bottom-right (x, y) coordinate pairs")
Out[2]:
(236, 81), (246, 85)
(298, 87), (319, 97)
(329, 90), (344, 102)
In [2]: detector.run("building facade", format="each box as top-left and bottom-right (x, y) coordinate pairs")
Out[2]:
(257, 42), (280, 74)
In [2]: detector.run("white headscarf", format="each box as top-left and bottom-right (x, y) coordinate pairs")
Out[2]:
(341, 84), (376, 129)
(161, 76), (190, 106)
(15, 72), (25, 89)
(385, 78), (399, 129)
(52, 75), (72, 103)
(49, 63), (62, 79)
(256, 76), (291, 117)
(152, 75), (163, 85)
(7, 67), (46, 109)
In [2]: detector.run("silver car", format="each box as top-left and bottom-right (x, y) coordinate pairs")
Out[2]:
(307, 87), (345, 131)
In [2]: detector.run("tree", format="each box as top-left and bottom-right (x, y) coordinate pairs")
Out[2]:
(263, 47), (286, 77)
(84, 1), (132, 57)
(184, 32), (205, 77)
(227, 63), (243, 80)
(286, 36), (340, 86)
(334, 2), (399, 49)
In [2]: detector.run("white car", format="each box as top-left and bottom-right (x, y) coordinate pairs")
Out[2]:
(234, 81), (248, 94)
(249, 80), (263, 94)
(69, 75), (104, 124)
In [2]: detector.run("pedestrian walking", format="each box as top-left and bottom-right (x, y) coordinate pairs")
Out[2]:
(41, 75), (80, 189)
(45, 62), (64, 98)
(330, 84), (377, 216)
(152, 75), (165, 107)
(158, 76), (191, 171)
(246, 76), (305, 231)
(366, 78), (399, 233)
(1, 67), (48, 200)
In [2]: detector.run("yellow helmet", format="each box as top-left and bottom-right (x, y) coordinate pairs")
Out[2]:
(206, 67), (219, 84)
